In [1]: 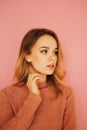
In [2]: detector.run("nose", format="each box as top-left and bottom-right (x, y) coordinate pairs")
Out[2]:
(49, 54), (57, 62)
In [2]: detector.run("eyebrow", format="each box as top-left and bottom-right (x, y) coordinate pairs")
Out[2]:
(39, 46), (58, 49)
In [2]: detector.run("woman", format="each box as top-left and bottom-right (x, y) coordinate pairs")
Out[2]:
(0, 28), (77, 130)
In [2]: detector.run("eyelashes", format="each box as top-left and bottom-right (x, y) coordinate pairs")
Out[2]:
(54, 51), (58, 55)
(40, 50), (58, 55)
(40, 50), (48, 54)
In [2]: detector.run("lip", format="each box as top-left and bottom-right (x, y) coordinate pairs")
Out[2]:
(47, 64), (55, 69)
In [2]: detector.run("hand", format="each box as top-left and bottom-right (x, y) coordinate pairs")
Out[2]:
(27, 73), (44, 96)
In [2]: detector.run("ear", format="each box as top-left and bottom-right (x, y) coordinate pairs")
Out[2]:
(25, 55), (31, 63)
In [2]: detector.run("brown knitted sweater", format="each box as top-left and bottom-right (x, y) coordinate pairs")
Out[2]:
(0, 82), (77, 130)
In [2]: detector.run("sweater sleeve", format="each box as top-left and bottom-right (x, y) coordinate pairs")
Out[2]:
(63, 87), (77, 130)
(0, 89), (42, 130)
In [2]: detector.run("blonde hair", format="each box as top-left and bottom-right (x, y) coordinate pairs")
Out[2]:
(13, 28), (67, 95)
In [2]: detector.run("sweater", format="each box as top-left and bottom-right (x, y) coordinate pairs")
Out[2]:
(0, 82), (77, 130)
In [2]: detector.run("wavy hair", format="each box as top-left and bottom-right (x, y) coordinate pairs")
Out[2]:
(13, 28), (67, 95)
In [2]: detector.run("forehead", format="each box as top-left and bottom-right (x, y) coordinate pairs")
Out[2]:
(34, 35), (58, 48)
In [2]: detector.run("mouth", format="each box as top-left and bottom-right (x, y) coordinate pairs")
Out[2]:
(46, 64), (55, 69)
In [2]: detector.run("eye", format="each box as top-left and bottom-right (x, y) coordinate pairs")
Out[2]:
(53, 50), (58, 55)
(40, 50), (48, 54)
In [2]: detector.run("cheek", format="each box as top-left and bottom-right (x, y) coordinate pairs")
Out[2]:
(36, 57), (45, 65)
(32, 55), (43, 64)
(56, 58), (58, 64)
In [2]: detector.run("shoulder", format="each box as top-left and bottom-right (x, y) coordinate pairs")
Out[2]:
(59, 84), (74, 99)
(0, 84), (29, 101)
(57, 84), (76, 110)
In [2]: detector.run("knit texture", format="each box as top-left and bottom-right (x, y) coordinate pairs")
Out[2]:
(0, 82), (77, 130)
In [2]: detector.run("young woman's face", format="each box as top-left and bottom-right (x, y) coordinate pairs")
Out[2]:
(27, 35), (58, 76)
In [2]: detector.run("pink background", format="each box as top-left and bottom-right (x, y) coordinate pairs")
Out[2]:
(0, 0), (87, 129)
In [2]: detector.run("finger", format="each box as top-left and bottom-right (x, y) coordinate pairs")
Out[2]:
(29, 73), (42, 78)
(33, 76), (44, 83)
(29, 73), (43, 81)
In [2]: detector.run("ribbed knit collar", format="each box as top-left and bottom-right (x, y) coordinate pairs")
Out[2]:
(38, 82), (48, 89)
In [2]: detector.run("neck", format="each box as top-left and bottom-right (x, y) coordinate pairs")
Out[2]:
(40, 74), (47, 82)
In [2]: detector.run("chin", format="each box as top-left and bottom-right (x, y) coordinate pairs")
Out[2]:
(46, 72), (54, 75)
(36, 70), (54, 75)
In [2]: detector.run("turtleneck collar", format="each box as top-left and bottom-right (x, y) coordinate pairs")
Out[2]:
(38, 82), (48, 89)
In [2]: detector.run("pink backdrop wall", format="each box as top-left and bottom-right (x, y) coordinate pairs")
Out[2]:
(0, 0), (87, 129)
